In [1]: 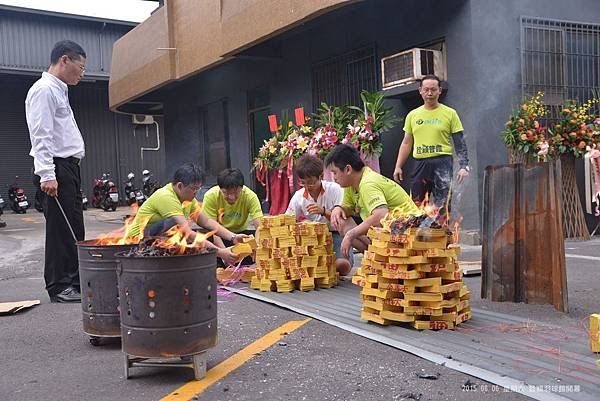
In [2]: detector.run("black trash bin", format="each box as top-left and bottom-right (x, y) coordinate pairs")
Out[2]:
(77, 240), (136, 345)
(115, 248), (218, 378)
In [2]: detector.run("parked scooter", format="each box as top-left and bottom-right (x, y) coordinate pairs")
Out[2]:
(141, 169), (159, 199)
(123, 172), (145, 206)
(7, 176), (29, 214)
(0, 193), (6, 227)
(81, 190), (88, 211)
(91, 173), (119, 211)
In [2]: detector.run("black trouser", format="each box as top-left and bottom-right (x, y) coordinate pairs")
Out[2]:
(35, 158), (85, 296)
(411, 155), (453, 212)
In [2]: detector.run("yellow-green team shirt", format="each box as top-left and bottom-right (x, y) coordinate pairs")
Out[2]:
(403, 103), (463, 159)
(126, 183), (201, 237)
(202, 185), (263, 233)
(341, 167), (422, 221)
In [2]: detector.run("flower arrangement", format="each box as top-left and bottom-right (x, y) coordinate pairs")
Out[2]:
(308, 125), (339, 158)
(502, 92), (600, 160)
(547, 98), (600, 158)
(342, 115), (382, 157)
(253, 91), (401, 172)
(501, 92), (547, 160)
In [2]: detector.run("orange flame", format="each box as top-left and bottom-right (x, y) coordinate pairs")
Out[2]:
(380, 192), (463, 245)
(185, 200), (204, 222)
(87, 205), (150, 246)
(151, 224), (217, 255)
(452, 214), (463, 244)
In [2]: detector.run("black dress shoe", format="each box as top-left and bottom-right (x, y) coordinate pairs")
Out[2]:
(50, 286), (81, 303)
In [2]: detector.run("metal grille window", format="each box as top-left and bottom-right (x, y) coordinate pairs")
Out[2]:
(521, 17), (600, 119)
(312, 45), (377, 110)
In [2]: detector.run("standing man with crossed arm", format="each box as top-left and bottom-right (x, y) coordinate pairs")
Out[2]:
(393, 75), (470, 211)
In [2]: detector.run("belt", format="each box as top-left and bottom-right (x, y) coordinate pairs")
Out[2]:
(54, 156), (81, 166)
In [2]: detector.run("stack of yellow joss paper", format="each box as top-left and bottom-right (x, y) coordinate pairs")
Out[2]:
(249, 215), (339, 292)
(352, 225), (471, 330)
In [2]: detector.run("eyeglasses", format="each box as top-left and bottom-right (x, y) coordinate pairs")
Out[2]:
(299, 178), (319, 187)
(69, 57), (86, 73)
(420, 88), (439, 94)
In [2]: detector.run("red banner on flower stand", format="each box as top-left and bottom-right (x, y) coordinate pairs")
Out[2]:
(294, 107), (305, 126)
(268, 114), (278, 133)
(268, 169), (291, 215)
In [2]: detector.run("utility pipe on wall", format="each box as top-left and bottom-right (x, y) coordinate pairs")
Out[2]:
(139, 121), (160, 170)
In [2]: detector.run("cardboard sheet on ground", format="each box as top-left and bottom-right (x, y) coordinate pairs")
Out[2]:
(0, 300), (40, 315)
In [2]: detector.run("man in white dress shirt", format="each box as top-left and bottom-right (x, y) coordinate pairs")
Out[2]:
(286, 155), (353, 275)
(26, 41), (86, 303)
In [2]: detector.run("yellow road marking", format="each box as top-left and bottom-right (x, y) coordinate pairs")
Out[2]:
(160, 318), (311, 401)
(22, 217), (42, 223)
(458, 260), (481, 265)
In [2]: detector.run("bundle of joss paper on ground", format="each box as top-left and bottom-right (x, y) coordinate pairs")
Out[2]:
(352, 214), (471, 330)
(249, 214), (339, 292)
(217, 236), (258, 284)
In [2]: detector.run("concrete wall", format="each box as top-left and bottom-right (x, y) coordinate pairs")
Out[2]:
(162, 0), (600, 230)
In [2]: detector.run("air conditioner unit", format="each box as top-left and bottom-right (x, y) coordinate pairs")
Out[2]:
(132, 114), (155, 125)
(381, 48), (446, 89)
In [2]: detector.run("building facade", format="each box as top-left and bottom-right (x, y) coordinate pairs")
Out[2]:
(109, 0), (600, 231)
(0, 5), (165, 201)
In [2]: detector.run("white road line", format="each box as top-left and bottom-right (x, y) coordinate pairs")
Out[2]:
(565, 253), (600, 262)
(1, 228), (35, 232)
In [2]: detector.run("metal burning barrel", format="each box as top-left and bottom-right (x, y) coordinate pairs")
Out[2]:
(77, 240), (136, 340)
(115, 249), (218, 358)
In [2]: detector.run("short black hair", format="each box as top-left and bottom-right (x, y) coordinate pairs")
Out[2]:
(172, 163), (204, 186)
(217, 168), (244, 189)
(295, 154), (324, 179)
(419, 74), (441, 87)
(50, 40), (86, 65)
(324, 144), (365, 171)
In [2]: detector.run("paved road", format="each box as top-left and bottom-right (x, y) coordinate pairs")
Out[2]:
(1, 208), (597, 401)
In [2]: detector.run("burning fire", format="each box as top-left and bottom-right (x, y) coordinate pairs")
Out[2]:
(88, 212), (151, 246)
(88, 201), (217, 255)
(151, 225), (217, 255)
(380, 192), (463, 244)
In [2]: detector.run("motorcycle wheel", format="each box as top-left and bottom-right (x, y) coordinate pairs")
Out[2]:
(101, 199), (111, 212)
(82, 204), (87, 211)
(111, 203), (117, 212)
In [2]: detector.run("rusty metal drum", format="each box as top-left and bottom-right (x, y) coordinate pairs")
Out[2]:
(115, 249), (218, 358)
(77, 241), (135, 338)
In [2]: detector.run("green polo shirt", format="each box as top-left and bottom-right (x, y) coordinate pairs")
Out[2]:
(404, 103), (463, 159)
(126, 183), (200, 237)
(202, 185), (263, 233)
(341, 167), (422, 220)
